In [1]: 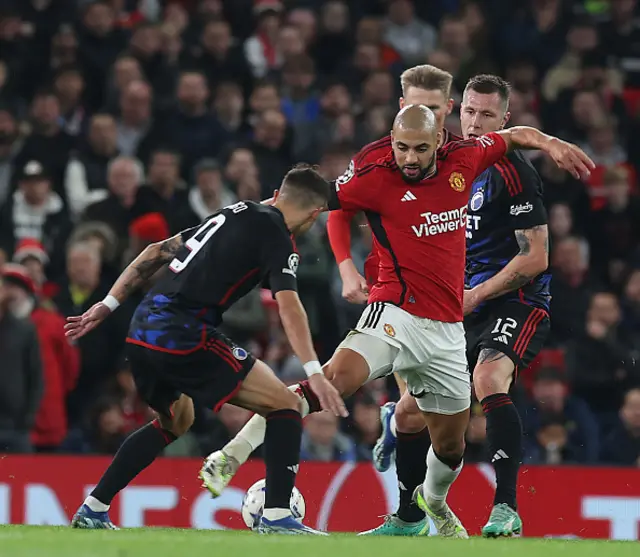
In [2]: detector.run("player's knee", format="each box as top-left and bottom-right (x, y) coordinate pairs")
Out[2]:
(395, 397), (426, 433)
(270, 386), (303, 413)
(473, 360), (513, 400)
(162, 395), (195, 437)
(432, 438), (465, 462)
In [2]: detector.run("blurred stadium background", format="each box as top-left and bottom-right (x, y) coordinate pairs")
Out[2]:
(0, 0), (639, 539)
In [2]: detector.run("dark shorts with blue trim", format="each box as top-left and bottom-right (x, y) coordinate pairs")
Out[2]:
(464, 301), (550, 373)
(125, 328), (255, 417)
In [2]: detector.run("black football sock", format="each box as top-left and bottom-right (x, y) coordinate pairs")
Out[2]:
(90, 420), (177, 506)
(396, 427), (430, 523)
(482, 393), (522, 510)
(264, 409), (302, 512)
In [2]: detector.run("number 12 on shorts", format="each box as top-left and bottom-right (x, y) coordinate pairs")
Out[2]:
(491, 317), (518, 338)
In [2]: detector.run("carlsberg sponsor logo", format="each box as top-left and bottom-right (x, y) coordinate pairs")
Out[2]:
(412, 205), (468, 237)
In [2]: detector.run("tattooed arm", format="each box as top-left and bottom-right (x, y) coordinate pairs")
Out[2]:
(64, 233), (186, 340)
(108, 234), (184, 303)
(463, 225), (549, 315)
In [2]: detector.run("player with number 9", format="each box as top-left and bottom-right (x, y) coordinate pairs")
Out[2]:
(64, 165), (346, 534)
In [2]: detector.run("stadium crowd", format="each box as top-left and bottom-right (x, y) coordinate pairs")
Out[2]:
(0, 0), (639, 467)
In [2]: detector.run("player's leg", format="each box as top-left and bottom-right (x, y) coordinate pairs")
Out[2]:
(372, 373), (414, 473)
(72, 347), (193, 529)
(406, 320), (470, 538)
(475, 305), (549, 538)
(201, 327), (397, 497)
(413, 405), (469, 539)
(360, 392), (430, 536)
(228, 358), (327, 535)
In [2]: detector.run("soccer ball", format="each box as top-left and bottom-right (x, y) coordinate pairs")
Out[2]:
(240, 479), (306, 529)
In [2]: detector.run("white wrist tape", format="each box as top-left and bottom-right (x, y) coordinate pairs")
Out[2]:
(102, 295), (120, 312)
(303, 360), (323, 377)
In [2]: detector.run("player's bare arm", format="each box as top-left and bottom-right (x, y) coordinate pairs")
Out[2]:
(463, 225), (549, 315)
(275, 290), (348, 418)
(64, 233), (185, 340)
(495, 127), (594, 180)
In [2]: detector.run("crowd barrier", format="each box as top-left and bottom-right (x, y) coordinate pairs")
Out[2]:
(1, 456), (639, 539)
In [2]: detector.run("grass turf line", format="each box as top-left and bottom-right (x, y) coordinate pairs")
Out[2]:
(0, 526), (637, 557)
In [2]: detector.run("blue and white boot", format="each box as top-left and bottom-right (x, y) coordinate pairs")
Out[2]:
(71, 504), (119, 530)
(373, 402), (397, 472)
(258, 515), (329, 535)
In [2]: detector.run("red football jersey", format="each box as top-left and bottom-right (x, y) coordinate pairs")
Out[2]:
(332, 132), (508, 322)
(329, 130), (461, 287)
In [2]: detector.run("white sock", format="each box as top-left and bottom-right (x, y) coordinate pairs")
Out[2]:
(423, 446), (463, 509)
(389, 414), (397, 438)
(222, 383), (310, 465)
(262, 507), (292, 521)
(84, 495), (109, 512)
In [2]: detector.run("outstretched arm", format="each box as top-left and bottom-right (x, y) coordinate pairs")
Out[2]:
(464, 225), (549, 315)
(495, 127), (595, 180)
(64, 233), (185, 340)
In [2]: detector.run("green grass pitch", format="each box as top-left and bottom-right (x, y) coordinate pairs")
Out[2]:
(0, 526), (638, 557)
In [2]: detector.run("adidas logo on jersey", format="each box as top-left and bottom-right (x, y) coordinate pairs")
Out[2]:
(401, 191), (417, 202)
(494, 335), (509, 344)
(492, 449), (509, 462)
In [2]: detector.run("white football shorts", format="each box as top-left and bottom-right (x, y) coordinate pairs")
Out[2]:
(336, 302), (470, 415)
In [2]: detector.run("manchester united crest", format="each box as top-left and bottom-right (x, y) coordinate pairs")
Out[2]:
(449, 172), (466, 192)
(384, 323), (396, 337)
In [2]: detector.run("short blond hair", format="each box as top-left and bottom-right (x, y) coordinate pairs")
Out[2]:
(400, 65), (453, 98)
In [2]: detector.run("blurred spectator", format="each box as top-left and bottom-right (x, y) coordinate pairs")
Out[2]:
(281, 55), (320, 128)
(300, 411), (356, 462)
(83, 155), (143, 251)
(54, 242), (129, 424)
(549, 236), (596, 344)
(600, 0), (640, 87)
(567, 292), (639, 417)
(64, 113), (119, 219)
(0, 268), (42, 453)
(170, 71), (229, 175)
(105, 54), (144, 112)
(53, 66), (87, 137)
(249, 109), (292, 197)
(0, 160), (72, 280)
(135, 148), (199, 234)
(206, 404), (253, 455)
(212, 81), (248, 140)
(14, 90), (75, 196)
(67, 221), (120, 282)
(349, 394), (381, 461)
(247, 79), (281, 127)
(244, 2), (283, 78)
(0, 108), (21, 207)
(313, 1), (352, 77)
(114, 80), (159, 163)
(127, 22), (176, 104)
(600, 388), (640, 466)
(62, 397), (126, 454)
(383, 0), (436, 65)
(188, 158), (236, 221)
(182, 18), (252, 95)
(522, 368), (600, 464)
(50, 24), (80, 77)
(589, 166), (640, 286)
(127, 212), (170, 267)
(548, 203), (576, 244)
(622, 269), (640, 336)
(110, 360), (154, 432)
(11, 238), (57, 301)
(294, 82), (352, 162)
(77, 1), (128, 112)
(223, 146), (259, 191)
(2, 263), (79, 451)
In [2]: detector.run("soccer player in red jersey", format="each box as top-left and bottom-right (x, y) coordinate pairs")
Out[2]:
(329, 65), (459, 304)
(200, 105), (592, 535)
